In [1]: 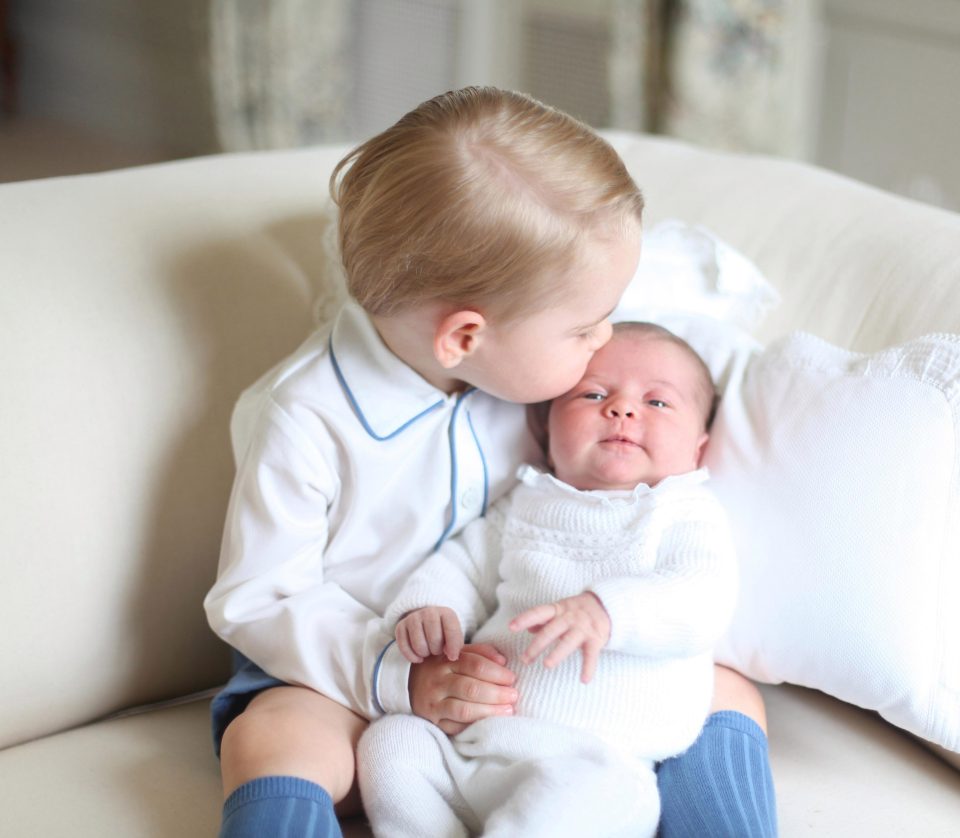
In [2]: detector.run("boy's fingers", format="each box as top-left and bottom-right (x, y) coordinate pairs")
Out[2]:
(437, 719), (468, 736)
(456, 647), (516, 685)
(441, 697), (515, 726)
(461, 643), (509, 668)
(447, 674), (518, 707)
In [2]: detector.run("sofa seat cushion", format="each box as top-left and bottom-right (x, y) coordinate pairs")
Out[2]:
(0, 687), (957, 836)
(0, 697), (371, 837)
(761, 685), (960, 835)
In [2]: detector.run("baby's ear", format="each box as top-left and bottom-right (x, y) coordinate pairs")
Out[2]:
(694, 432), (710, 466)
(433, 309), (486, 368)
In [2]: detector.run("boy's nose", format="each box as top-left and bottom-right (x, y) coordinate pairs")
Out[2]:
(589, 320), (614, 351)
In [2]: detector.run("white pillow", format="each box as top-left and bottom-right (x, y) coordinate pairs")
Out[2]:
(707, 331), (960, 752)
(616, 219), (781, 331)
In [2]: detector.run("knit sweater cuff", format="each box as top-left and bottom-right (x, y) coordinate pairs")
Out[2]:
(590, 579), (641, 652)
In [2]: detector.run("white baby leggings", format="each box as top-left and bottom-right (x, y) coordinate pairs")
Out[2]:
(358, 714), (659, 838)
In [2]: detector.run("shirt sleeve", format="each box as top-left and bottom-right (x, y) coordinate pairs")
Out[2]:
(371, 499), (507, 712)
(204, 397), (394, 720)
(385, 500), (506, 634)
(590, 491), (738, 659)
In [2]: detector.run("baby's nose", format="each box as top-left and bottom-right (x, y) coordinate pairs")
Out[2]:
(604, 400), (635, 419)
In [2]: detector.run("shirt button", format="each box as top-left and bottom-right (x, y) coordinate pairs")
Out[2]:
(461, 487), (481, 509)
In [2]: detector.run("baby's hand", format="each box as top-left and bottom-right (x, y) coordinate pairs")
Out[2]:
(509, 592), (611, 683)
(396, 606), (464, 663)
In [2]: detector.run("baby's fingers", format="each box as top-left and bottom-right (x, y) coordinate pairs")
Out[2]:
(579, 642), (600, 684)
(521, 617), (568, 663)
(543, 629), (587, 671)
(421, 609), (449, 658)
(510, 603), (557, 633)
(440, 610), (464, 661)
(396, 623), (424, 663)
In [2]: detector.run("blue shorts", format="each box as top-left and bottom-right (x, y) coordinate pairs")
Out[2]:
(210, 651), (287, 757)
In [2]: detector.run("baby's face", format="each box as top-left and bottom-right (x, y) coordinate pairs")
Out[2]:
(547, 334), (710, 491)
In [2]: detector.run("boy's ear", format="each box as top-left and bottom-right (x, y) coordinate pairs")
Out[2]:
(434, 309), (487, 369)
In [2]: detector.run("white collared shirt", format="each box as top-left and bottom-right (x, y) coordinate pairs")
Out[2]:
(204, 303), (542, 718)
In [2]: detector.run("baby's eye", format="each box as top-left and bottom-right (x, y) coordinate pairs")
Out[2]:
(582, 392), (605, 401)
(647, 399), (669, 409)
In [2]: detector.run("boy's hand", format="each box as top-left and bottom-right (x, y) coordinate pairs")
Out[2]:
(510, 592), (611, 684)
(396, 606), (464, 663)
(409, 644), (518, 735)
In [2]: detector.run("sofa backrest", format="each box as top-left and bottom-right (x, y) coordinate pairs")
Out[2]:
(0, 148), (348, 748)
(606, 132), (960, 351)
(2, 135), (959, 749)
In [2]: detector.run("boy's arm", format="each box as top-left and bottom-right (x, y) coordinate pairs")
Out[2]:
(372, 500), (507, 708)
(385, 500), (506, 633)
(590, 493), (738, 659)
(204, 401), (399, 720)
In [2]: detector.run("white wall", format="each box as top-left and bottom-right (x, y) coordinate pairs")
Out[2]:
(814, 0), (960, 211)
(13, 0), (217, 155)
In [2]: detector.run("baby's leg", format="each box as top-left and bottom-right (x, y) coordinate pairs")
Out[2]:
(218, 686), (367, 836)
(358, 715), (475, 838)
(456, 720), (657, 838)
(479, 750), (659, 838)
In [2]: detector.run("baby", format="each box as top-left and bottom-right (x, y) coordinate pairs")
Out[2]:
(358, 322), (738, 838)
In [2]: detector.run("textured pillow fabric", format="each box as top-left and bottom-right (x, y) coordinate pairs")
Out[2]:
(708, 332), (960, 752)
(614, 220), (776, 386)
(618, 219), (781, 331)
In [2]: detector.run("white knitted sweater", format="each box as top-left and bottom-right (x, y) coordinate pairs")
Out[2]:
(386, 466), (738, 759)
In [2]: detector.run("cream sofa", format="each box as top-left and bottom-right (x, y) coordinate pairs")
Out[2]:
(2, 134), (959, 837)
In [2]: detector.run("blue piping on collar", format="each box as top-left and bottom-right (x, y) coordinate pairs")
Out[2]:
(433, 390), (470, 551)
(466, 409), (489, 517)
(329, 336), (444, 441)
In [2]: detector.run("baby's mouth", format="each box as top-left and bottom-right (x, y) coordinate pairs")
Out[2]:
(600, 435), (641, 448)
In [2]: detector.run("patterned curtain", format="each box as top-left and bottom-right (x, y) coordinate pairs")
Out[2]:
(660, 0), (803, 155)
(210, 0), (352, 151)
(208, 0), (802, 156)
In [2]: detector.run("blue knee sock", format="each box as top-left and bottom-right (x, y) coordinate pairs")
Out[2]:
(657, 711), (778, 838)
(219, 776), (343, 838)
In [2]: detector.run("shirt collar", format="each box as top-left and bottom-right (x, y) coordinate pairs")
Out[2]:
(329, 302), (455, 440)
(517, 464), (710, 499)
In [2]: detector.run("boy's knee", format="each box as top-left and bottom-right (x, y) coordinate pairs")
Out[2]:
(219, 687), (363, 802)
(710, 665), (767, 733)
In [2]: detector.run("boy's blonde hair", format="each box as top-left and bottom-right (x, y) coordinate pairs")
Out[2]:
(330, 87), (644, 320)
